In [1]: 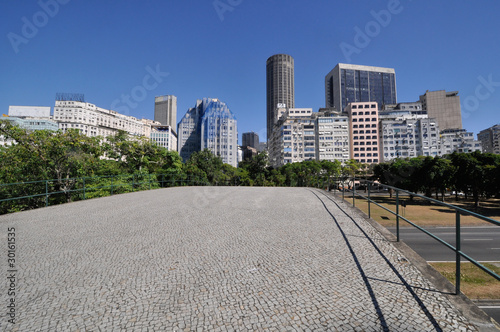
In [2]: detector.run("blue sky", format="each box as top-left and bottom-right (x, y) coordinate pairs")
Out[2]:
(1, 0), (499, 143)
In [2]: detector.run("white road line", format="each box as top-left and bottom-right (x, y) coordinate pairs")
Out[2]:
(478, 306), (500, 309)
(427, 261), (500, 263)
(417, 227), (500, 229)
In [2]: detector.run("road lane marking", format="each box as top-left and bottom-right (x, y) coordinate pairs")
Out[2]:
(427, 261), (500, 263)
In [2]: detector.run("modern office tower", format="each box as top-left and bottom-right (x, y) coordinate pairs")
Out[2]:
(345, 102), (381, 164)
(478, 124), (500, 154)
(325, 63), (397, 113)
(2, 116), (59, 131)
(439, 128), (482, 155)
(178, 99), (209, 162)
(242, 131), (259, 149)
(154, 95), (177, 130)
(200, 99), (238, 167)
(266, 54), (295, 141)
(178, 98), (238, 167)
(379, 109), (439, 161)
(0, 116), (59, 146)
(419, 90), (462, 131)
(268, 108), (315, 168)
(314, 108), (350, 164)
(150, 125), (177, 152)
(53, 94), (144, 138)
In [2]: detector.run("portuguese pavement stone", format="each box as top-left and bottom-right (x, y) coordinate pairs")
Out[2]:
(0, 187), (483, 331)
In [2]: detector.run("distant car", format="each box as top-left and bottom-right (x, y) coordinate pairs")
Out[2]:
(452, 191), (465, 196)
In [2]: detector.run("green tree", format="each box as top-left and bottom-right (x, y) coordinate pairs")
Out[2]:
(105, 130), (179, 174)
(185, 149), (225, 184)
(0, 121), (103, 205)
(320, 160), (342, 190)
(239, 151), (270, 186)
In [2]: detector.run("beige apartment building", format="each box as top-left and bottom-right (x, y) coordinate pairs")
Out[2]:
(419, 90), (462, 131)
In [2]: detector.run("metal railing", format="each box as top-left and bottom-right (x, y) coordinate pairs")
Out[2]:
(335, 177), (500, 295)
(0, 173), (228, 215)
(0, 171), (332, 215)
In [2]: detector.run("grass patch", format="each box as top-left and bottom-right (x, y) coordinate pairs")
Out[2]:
(340, 194), (500, 227)
(429, 262), (500, 299)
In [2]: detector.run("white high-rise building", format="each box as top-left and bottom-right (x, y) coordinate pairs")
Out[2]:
(314, 108), (350, 164)
(268, 108), (316, 168)
(439, 128), (482, 155)
(478, 124), (500, 154)
(380, 115), (436, 161)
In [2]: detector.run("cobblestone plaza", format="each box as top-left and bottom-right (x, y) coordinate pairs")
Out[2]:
(0, 187), (489, 331)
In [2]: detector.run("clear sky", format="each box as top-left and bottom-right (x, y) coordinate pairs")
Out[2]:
(1, 0), (499, 143)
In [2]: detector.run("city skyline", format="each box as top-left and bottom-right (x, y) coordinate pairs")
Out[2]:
(1, 1), (499, 142)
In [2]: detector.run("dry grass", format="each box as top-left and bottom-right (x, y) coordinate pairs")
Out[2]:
(340, 194), (500, 228)
(429, 262), (500, 299)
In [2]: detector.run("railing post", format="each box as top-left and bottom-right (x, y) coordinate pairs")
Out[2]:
(342, 178), (345, 200)
(456, 211), (461, 295)
(162, 174), (164, 188)
(83, 177), (86, 200)
(45, 180), (49, 207)
(111, 175), (114, 195)
(149, 173), (151, 190)
(132, 174), (135, 192)
(352, 176), (356, 208)
(368, 182), (371, 218)
(396, 190), (400, 242)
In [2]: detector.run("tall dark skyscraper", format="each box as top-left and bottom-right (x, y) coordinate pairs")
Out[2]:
(325, 64), (396, 113)
(242, 131), (259, 149)
(266, 54), (295, 141)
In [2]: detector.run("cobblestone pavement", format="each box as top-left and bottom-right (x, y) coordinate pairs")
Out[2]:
(0, 187), (483, 331)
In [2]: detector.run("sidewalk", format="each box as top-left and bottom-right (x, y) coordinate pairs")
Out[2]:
(0, 186), (496, 331)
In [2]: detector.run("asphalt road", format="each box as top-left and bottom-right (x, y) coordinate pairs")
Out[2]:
(479, 305), (500, 326)
(386, 226), (500, 262)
